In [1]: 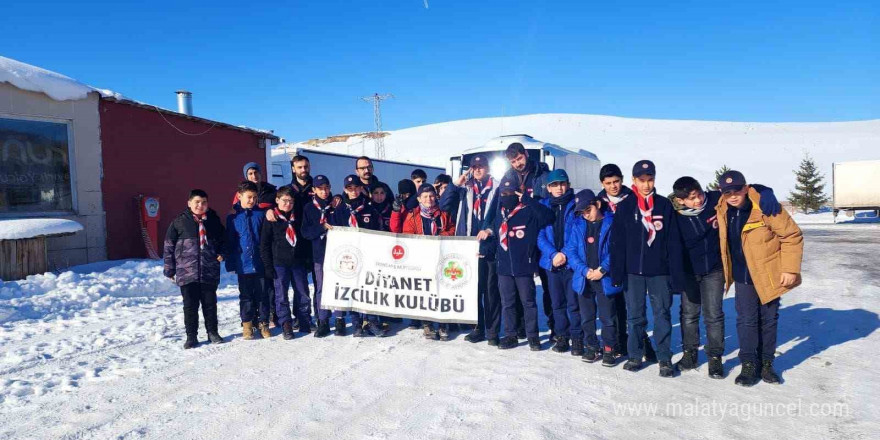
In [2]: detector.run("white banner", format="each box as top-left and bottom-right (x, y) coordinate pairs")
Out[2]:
(320, 227), (479, 324)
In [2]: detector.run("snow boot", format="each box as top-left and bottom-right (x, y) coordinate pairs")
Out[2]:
(761, 360), (781, 384)
(570, 339), (584, 357)
(366, 322), (387, 338)
(335, 318), (346, 336)
(487, 337), (499, 347)
(183, 336), (198, 349)
(259, 322), (271, 339)
(677, 349), (698, 370)
(602, 347), (619, 367)
(643, 338), (658, 363)
(708, 356), (724, 379)
(207, 331), (225, 344)
(314, 319), (331, 338)
(735, 361), (760, 387)
(622, 359), (643, 372)
(465, 330), (485, 343)
(528, 336), (542, 351)
(242, 322), (255, 340)
(516, 327), (527, 340)
(423, 324), (439, 340)
(552, 337), (570, 353)
(659, 360), (676, 378)
(438, 326), (450, 341)
(282, 322), (295, 340)
(582, 346), (602, 363)
(498, 336), (518, 350)
(297, 318), (312, 334)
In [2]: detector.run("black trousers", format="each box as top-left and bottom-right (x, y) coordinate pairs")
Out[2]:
(476, 257), (502, 338)
(180, 282), (219, 338)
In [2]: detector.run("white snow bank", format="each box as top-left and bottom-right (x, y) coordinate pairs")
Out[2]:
(0, 219), (83, 240)
(0, 56), (123, 101)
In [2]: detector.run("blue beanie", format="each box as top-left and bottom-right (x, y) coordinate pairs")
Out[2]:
(243, 162), (261, 179)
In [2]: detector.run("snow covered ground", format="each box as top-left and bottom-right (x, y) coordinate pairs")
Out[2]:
(1, 218), (878, 439)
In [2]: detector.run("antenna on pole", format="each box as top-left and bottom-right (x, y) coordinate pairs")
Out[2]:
(360, 93), (393, 159)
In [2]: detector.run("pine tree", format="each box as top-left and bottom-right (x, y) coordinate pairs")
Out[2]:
(706, 165), (731, 191)
(788, 153), (829, 213)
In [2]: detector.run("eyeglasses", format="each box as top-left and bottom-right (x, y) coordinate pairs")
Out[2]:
(356, 165), (373, 171)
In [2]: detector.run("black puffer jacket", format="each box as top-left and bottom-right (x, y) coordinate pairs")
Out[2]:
(260, 209), (305, 277)
(163, 208), (225, 287)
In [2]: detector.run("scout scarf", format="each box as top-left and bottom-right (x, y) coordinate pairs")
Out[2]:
(273, 208), (297, 247)
(193, 213), (207, 250)
(632, 185), (657, 247)
(499, 203), (527, 251)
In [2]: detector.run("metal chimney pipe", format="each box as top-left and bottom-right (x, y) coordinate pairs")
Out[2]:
(175, 90), (192, 116)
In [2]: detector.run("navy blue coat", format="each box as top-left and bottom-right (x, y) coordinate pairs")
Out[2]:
(301, 196), (334, 264)
(610, 193), (685, 291)
(489, 198), (555, 277)
(328, 196), (382, 231)
(564, 215), (622, 296)
(674, 190), (723, 276)
(501, 159), (549, 201)
(225, 207), (266, 275)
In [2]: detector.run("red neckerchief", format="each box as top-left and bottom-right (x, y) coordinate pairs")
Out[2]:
(193, 213), (207, 250)
(499, 203), (526, 251)
(273, 208), (297, 247)
(347, 203), (366, 228)
(632, 185), (656, 247)
(312, 197), (329, 224)
(472, 178), (493, 221)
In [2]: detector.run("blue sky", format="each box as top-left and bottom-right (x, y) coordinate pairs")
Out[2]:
(3, 1), (877, 140)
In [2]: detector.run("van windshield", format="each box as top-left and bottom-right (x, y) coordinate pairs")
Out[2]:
(460, 149), (541, 178)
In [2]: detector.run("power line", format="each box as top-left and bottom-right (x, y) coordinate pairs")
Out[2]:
(360, 93), (393, 159)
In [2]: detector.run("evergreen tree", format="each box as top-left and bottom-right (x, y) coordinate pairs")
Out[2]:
(706, 165), (731, 191)
(788, 153), (829, 213)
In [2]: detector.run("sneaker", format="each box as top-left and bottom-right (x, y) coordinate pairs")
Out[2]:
(735, 361), (759, 387)
(570, 339), (584, 357)
(242, 322), (255, 340)
(487, 337), (500, 347)
(643, 338), (658, 363)
(423, 324), (439, 340)
(259, 322), (271, 339)
(207, 332), (225, 344)
(499, 336), (519, 349)
(622, 359), (642, 372)
(366, 322), (387, 338)
(552, 337), (570, 353)
(298, 319), (312, 334)
(708, 356), (724, 379)
(438, 326), (450, 341)
(314, 319), (331, 338)
(282, 322), (295, 340)
(602, 347), (619, 367)
(677, 349), (698, 370)
(761, 360), (781, 384)
(353, 325), (365, 338)
(528, 336), (542, 351)
(334, 318), (347, 336)
(659, 360), (676, 378)
(183, 337), (198, 349)
(582, 346), (602, 363)
(464, 331), (485, 343)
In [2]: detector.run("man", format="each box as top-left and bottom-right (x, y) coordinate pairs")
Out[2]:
(441, 154), (501, 345)
(716, 170), (803, 387)
(671, 176), (780, 378)
(610, 160), (685, 377)
(500, 142), (551, 339)
(355, 156), (394, 201)
(233, 162), (277, 209)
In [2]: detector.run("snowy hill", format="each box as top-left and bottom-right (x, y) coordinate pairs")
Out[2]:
(290, 114), (880, 196)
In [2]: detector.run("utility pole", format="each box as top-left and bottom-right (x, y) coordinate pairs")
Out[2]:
(360, 93), (393, 159)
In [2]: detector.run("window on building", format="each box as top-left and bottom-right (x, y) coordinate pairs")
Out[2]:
(0, 117), (74, 214)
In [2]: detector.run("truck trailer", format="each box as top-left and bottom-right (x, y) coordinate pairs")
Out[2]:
(833, 160), (880, 221)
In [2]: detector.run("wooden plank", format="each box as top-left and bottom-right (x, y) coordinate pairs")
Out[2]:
(0, 237), (48, 280)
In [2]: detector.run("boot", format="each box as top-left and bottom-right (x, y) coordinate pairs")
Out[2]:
(643, 338), (658, 363)
(570, 339), (584, 357)
(464, 330), (485, 343)
(602, 347), (619, 367)
(366, 322), (387, 338)
(659, 360), (676, 378)
(259, 322), (271, 339)
(498, 336), (518, 349)
(423, 324), (439, 340)
(282, 322), (294, 340)
(761, 360), (781, 384)
(298, 318), (312, 334)
(487, 336), (499, 347)
(552, 337), (570, 353)
(528, 336), (541, 351)
(708, 356), (724, 379)
(207, 331), (225, 344)
(735, 361), (759, 387)
(183, 336), (198, 349)
(438, 326), (450, 341)
(353, 324), (365, 338)
(408, 320), (421, 329)
(677, 349), (698, 370)
(582, 346), (602, 363)
(334, 318), (346, 336)
(516, 327), (527, 340)
(242, 322), (255, 340)
(622, 359), (642, 372)
(314, 319), (331, 338)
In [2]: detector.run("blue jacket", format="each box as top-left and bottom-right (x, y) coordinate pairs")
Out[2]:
(490, 197), (555, 277)
(537, 197), (577, 271)
(610, 193), (685, 291)
(225, 206), (266, 275)
(564, 215), (622, 296)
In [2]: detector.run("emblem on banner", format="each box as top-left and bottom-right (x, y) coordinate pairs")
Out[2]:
(437, 253), (472, 289)
(391, 244), (407, 261)
(330, 245), (363, 279)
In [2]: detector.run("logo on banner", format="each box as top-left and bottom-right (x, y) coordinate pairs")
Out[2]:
(391, 244), (407, 261)
(437, 253), (472, 289)
(330, 245), (363, 279)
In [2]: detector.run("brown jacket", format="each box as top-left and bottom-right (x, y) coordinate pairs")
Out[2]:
(716, 187), (804, 304)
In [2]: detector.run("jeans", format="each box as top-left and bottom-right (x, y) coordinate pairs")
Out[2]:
(238, 274), (270, 324)
(582, 280), (623, 350)
(313, 262), (332, 321)
(734, 282), (780, 363)
(623, 274), (673, 362)
(546, 269), (582, 340)
(680, 269), (725, 357)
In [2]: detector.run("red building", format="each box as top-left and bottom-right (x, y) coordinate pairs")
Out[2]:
(99, 98), (278, 260)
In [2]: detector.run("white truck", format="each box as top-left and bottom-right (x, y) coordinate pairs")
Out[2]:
(448, 134), (602, 192)
(268, 145), (446, 192)
(833, 160), (880, 221)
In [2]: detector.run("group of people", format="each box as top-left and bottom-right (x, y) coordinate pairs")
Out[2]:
(163, 142), (804, 387)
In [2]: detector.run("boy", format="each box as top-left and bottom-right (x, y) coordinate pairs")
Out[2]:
(328, 175), (386, 337)
(163, 189), (226, 349)
(411, 169), (428, 189)
(536, 170), (581, 355)
(402, 184), (456, 340)
(715, 170), (803, 386)
(371, 185), (392, 231)
(610, 160), (685, 377)
(433, 174), (452, 198)
(301, 175), (335, 337)
(564, 189), (625, 366)
(260, 186), (307, 340)
(671, 176), (780, 378)
(226, 181), (271, 340)
(479, 178), (554, 350)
